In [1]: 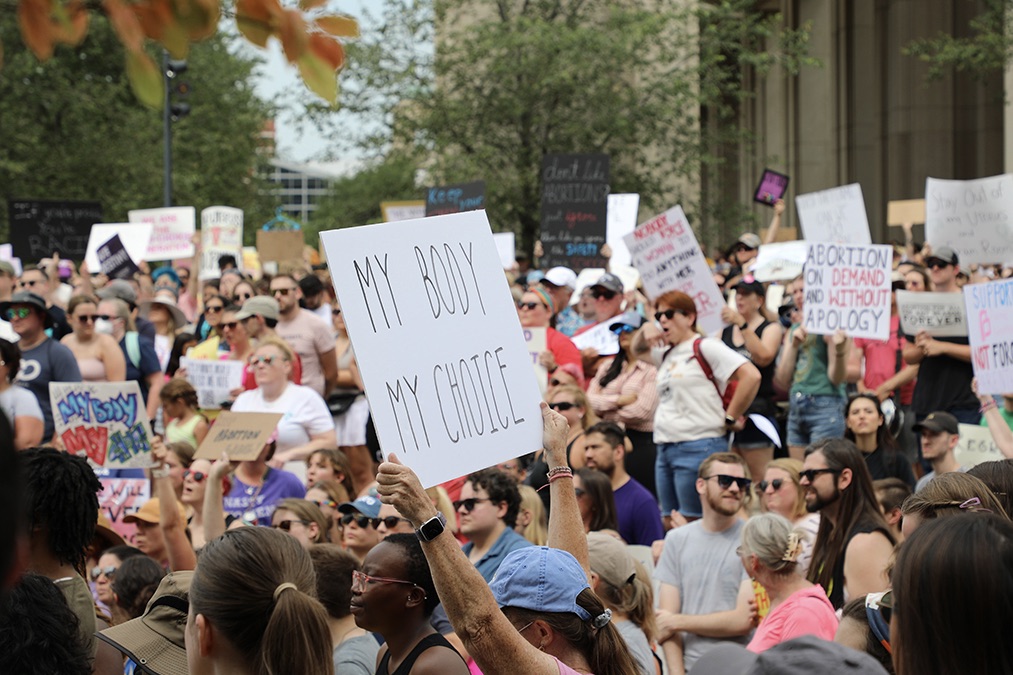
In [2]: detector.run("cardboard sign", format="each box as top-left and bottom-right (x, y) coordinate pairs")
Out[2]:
(523, 327), (548, 393)
(750, 241), (807, 282)
(887, 199), (926, 226)
(200, 206), (244, 281)
(954, 423), (1006, 468)
(754, 169), (790, 206)
(572, 314), (624, 356)
(180, 357), (246, 409)
(382, 200), (427, 222)
(623, 205), (725, 334)
(256, 229), (305, 264)
(319, 211), (543, 488)
(8, 199), (102, 260)
(49, 381), (154, 469)
(85, 223), (153, 270)
(425, 181), (486, 217)
(795, 183), (871, 244)
(925, 175), (1013, 265)
(606, 193), (641, 268)
(128, 207), (196, 260)
(194, 411), (283, 460)
(98, 477), (150, 546)
(493, 232), (516, 269)
(97, 234), (141, 280)
(964, 279), (1013, 395)
(896, 290), (968, 337)
(540, 154), (611, 269)
(801, 243), (892, 340)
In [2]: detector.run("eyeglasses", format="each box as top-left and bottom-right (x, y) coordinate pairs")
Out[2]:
(757, 479), (784, 492)
(514, 620), (536, 635)
(591, 288), (617, 300)
(273, 519), (309, 531)
(654, 308), (689, 322)
(90, 565), (117, 581)
(95, 314), (117, 321)
(548, 401), (575, 411)
(249, 355), (284, 366)
(611, 324), (636, 335)
(340, 513), (374, 528)
(351, 569), (421, 594)
(75, 314), (99, 323)
(799, 468), (841, 483)
(310, 498), (338, 510)
(704, 474), (752, 491)
(221, 322), (239, 330)
(183, 470), (206, 482)
(205, 306), (223, 314)
(272, 287), (296, 296)
(372, 515), (413, 529)
(453, 497), (493, 513)
(517, 301), (543, 310)
(5, 307), (32, 320)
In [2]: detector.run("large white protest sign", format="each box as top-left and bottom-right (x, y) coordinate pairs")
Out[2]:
(607, 193), (640, 268)
(86, 223), (153, 270)
(925, 175), (1013, 265)
(493, 232), (516, 269)
(49, 381), (154, 469)
(180, 357), (246, 409)
(795, 183), (871, 244)
(200, 207), (244, 280)
(896, 290), (968, 337)
(572, 313), (625, 357)
(320, 211), (543, 487)
(381, 201), (426, 223)
(523, 327), (548, 393)
(802, 243), (892, 340)
(623, 206), (725, 334)
(954, 423), (1007, 468)
(128, 206), (196, 260)
(964, 279), (1013, 395)
(750, 241), (808, 282)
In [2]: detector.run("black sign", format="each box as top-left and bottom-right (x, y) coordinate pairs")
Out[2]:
(539, 154), (610, 269)
(425, 181), (486, 217)
(753, 169), (790, 207)
(97, 234), (140, 280)
(8, 200), (103, 261)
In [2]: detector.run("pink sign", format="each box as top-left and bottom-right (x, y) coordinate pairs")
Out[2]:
(754, 169), (789, 206)
(98, 478), (150, 546)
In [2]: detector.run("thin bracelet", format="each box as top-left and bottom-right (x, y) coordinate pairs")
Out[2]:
(151, 464), (171, 479)
(547, 466), (573, 481)
(980, 399), (998, 413)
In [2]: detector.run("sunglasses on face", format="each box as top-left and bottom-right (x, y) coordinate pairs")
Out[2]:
(517, 301), (544, 311)
(18, 279), (40, 287)
(757, 479), (784, 492)
(310, 498), (338, 511)
(654, 308), (689, 322)
(249, 355), (283, 366)
(205, 306), (223, 314)
(90, 565), (117, 581)
(591, 288), (617, 300)
(548, 401), (576, 411)
(799, 468), (841, 483)
(273, 519), (309, 531)
(351, 570), (420, 594)
(372, 515), (413, 529)
(272, 287), (296, 296)
(340, 513), (374, 528)
(233, 293), (252, 302)
(705, 474), (752, 491)
(5, 307), (33, 320)
(611, 324), (636, 336)
(75, 314), (99, 323)
(95, 314), (116, 322)
(221, 322), (239, 330)
(927, 260), (952, 270)
(183, 470), (206, 483)
(453, 497), (492, 513)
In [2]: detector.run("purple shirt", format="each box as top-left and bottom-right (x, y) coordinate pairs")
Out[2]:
(223, 468), (306, 525)
(614, 478), (665, 546)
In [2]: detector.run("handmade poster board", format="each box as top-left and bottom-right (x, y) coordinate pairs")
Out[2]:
(954, 423), (1006, 468)
(97, 234), (141, 280)
(493, 232), (516, 269)
(964, 279), (1013, 395)
(925, 175), (1013, 265)
(896, 290), (968, 338)
(319, 211), (543, 487)
(571, 314), (624, 356)
(750, 241), (807, 283)
(49, 381), (154, 469)
(795, 183), (871, 244)
(200, 206), (244, 280)
(606, 193), (640, 268)
(98, 477), (150, 545)
(194, 411), (283, 461)
(887, 199), (926, 226)
(8, 199), (102, 260)
(523, 327), (548, 394)
(256, 229), (304, 264)
(85, 223), (153, 270)
(128, 207), (196, 260)
(540, 154), (610, 269)
(425, 181), (486, 217)
(753, 169), (789, 206)
(180, 357), (247, 409)
(382, 200), (426, 222)
(802, 243), (893, 341)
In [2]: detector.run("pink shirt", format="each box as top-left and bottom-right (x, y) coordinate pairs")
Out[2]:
(746, 585), (838, 653)
(854, 314), (914, 405)
(276, 309), (334, 397)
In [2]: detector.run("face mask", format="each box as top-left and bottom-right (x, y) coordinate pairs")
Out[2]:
(95, 318), (115, 335)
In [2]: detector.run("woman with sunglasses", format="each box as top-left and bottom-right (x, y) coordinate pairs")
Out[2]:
(635, 290), (761, 521)
(338, 495), (384, 563)
(61, 294), (127, 383)
(187, 294), (229, 359)
(181, 458), (221, 550)
(0, 338), (44, 449)
(844, 394), (916, 490)
(91, 545), (146, 612)
(231, 280), (257, 307)
(307, 479), (351, 544)
(525, 385), (598, 509)
(518, 288), (582, 375)
(231, 338), (337, 469)
(272, 498), (329, 548)
(587, 313), (660, 496)
(757, 458), (819, 574)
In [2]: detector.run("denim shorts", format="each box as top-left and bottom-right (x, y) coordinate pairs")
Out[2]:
(656, 436), (729, 518)
(786, 393), (845, 448)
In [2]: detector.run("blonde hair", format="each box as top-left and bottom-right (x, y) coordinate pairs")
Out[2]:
(761, 458), (808, 520)
(549, 384), (599, 431)
(740, 512), (807, 576)
(276, 499), (330, 544)
(517, 485), (547, 546)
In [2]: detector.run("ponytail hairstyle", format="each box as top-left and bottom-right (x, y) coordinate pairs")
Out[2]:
(190, 527), (331, 675)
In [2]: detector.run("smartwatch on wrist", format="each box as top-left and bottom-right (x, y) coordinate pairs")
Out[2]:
(416, 512), (447, 542)
(725, 415), (737, 429)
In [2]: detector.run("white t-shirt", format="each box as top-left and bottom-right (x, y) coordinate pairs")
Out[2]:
(231, 383), (334, 452)
(652, 336), (748, 443)
(0, 384), (44, 424)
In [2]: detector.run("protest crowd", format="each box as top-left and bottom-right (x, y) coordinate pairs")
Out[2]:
(2, 186), (1013, 675)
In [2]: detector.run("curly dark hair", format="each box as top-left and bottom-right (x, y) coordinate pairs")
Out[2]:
(467, 468), (522, 528)
(21, 447), (101, 570)
(0, 573), (91, 675)
(112, 556), (166, 620)
(382, 534), (440, 616)
(0, 338), (22, 382)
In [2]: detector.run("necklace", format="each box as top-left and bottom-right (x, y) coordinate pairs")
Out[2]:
(241, 469), (269, 525)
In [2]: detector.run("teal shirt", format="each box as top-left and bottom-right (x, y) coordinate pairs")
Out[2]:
(788, 324), (846, 398)
(981, 406), (1013, 430)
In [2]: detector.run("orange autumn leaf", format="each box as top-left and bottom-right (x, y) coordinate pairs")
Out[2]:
(51, 0), (89, 46)
(297, 48), (337, 103)
(298, 0), (327, 10)
(315, 15), (359, 38)
(125, 49), (163, 108)
(236, 0), (279, 48)
(278, 8), (309, 63)
(133, 0), (173, 41)
(308, 32), (344, 70)
(18, 0), (56, 60)
(104, 0), (144, 53)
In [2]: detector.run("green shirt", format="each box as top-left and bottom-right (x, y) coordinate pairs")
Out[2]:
(981, 406), (1013, 430)
(789, 324), (846, 398)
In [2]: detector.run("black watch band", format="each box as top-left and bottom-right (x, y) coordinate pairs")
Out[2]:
(416, 512), (447, 542)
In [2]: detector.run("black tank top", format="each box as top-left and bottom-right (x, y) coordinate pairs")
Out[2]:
(377, 633), (462, 675)
(827, 520), (893, 609)
(721, 320), (776, 414)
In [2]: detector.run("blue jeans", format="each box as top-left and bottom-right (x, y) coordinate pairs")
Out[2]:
(787, 393), (846, 448)
(656, 436), (729, 518)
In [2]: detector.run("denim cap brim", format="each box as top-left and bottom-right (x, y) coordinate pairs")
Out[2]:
(489, 546), (591, 621)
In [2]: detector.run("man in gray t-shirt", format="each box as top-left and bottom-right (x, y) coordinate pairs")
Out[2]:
(655, 453), (755, 674)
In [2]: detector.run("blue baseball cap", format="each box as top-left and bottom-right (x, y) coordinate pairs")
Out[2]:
(337, 495), (381, 519)
(489, 547), (591, 621)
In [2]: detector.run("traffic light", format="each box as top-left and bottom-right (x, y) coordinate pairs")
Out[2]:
(166, 59), (191, 121)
